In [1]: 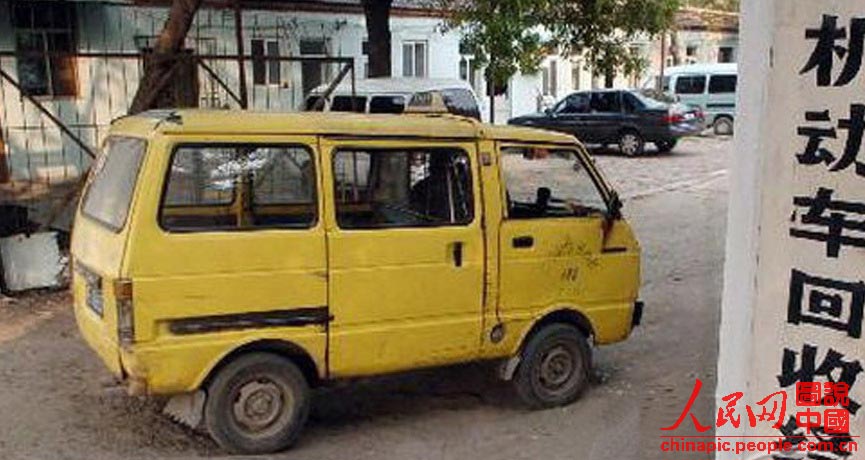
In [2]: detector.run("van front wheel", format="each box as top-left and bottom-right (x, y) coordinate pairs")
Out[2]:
(204, 353), (310, 454)
(513, 324), (591, 409)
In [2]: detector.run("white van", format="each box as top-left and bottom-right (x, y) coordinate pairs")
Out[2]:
(303, 78), (483, 121)
(658, 63), (737, 135)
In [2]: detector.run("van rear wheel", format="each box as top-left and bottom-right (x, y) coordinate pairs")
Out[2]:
(713, 116), (734, 136)
(204, 353), (310, 454)
(513, 324), (591, 409)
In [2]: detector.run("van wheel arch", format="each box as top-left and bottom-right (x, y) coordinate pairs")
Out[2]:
(201, 339), (322, 391)
(498, 309), (594, 382)
(524, 309), (595, 348)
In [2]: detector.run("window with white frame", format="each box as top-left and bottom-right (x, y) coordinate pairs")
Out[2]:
(685, 44), (699, 64)
(718, 46), (735, 63)
(251, 39), (280, 85)
(459, 55), (481, 93)
(300, 38), (330, 95)
(362, 40), (370, 78)
(402, 41), (427, 78)
(541, 60), (557, 97)
(571, 60), (582, 91)
(12, 0), (78, 97)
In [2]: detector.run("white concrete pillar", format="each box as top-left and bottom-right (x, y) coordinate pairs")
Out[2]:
(719, 1), (865, 458)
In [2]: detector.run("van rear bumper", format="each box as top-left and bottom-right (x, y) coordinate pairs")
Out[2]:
(632, 301), (644, 327)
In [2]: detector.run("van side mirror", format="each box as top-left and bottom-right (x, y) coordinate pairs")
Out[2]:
(608, 191), (623, 220)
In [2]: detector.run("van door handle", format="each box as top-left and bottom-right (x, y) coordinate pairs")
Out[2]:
(452, 241), (464, 267)
(512, 236), (534, 248)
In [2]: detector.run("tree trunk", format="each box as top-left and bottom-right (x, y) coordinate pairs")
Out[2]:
(362, 0), (392, 78)
(488, 74), (495, 124)
(669, 31), (682, 66)
(604, 70), (614, 88)
(129, 0), (202, 114)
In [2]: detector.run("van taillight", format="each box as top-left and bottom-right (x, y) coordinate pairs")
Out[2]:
(114, 278), (135, 346)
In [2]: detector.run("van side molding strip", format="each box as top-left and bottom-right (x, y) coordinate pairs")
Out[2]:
(169, 307), (331, 335)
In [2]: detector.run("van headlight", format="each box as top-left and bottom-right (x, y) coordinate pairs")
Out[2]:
(114, 279), (135, 346)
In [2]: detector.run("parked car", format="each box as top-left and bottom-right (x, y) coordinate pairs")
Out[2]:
(72, 109), (642, 454)
(303, 77), (482, 120)
(508, 89), (704, 156)
(656, 63), (737, 136)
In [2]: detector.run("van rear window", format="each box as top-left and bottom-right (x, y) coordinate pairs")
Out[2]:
(331, 96), (367, 112)
(81, 136), (147, 232)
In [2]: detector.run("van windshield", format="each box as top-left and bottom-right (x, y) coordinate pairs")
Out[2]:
(501, 147), (608, 219)
(81, 136), (147, 232)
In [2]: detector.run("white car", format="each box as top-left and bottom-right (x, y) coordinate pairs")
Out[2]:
(303, 78), (482, 120)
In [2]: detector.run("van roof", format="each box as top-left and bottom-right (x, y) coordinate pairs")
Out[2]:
(111, 109), (577, 145)
(308, 77), (473, 96)
(664, 63), (737, 75)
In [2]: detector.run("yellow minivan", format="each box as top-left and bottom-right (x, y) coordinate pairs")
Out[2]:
(71, 109), (642, 454)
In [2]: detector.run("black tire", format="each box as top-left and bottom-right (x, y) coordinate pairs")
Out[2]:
(655, 139), (678, 153)
(713, 116), (734, 136)
(204, 352), (311, 454)
(618, 130), (645, 157)
(513, 323), (591, 409)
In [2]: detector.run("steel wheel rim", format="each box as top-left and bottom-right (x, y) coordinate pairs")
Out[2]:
(231, 376), (293, 435)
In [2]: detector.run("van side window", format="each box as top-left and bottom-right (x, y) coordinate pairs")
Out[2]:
(331, 96), (367, 113)
(160, 145), (316, 231)
(708, 75), (737, 94)
(501, 146), (607, 219)
(674, 75), (706, 94)
(333, 148), (473, 229)
(369, 95), (406, 113)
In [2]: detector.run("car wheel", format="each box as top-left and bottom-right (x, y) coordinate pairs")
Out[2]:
(656, 139), (678, 153)
(205, 353), (311, 454)
(513, 323), (591, 409)
(618, 131), (645, 157)
(713, 117), (734, 136)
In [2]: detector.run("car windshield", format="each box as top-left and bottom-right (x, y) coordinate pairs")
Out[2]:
(500, 146), (608, 218)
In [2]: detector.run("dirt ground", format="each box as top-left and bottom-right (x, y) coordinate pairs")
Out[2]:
(0, 136), (730, 460)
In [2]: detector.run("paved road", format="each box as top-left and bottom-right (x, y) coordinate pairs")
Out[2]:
(0, 137), (731, 460)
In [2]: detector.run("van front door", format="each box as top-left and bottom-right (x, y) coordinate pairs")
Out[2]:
(496, 144), (640, 344)
(323, 140), (485, 377)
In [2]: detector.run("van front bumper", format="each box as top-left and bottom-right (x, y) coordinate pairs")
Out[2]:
(632, 300), (644, 327)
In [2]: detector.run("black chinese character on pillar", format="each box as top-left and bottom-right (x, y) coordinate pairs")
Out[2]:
(778, 344), (862, 415)
(834, 104), (865, 175)
(802, 15), (865, 86)
(796, 105), (865, 176)
(798, 110), (838, 165)
(788, 269), (865, 338)
(790, 188), (865, 257)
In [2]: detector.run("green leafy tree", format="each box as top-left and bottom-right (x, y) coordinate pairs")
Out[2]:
(442, 0), (679, 119)
(682, 0), (738, 12)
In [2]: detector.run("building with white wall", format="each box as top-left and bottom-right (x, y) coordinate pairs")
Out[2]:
(0, 0), (740, 216)
(0, 0), (470, 191)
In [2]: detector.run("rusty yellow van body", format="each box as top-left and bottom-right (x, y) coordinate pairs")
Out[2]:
(72, 110), (641, 453)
